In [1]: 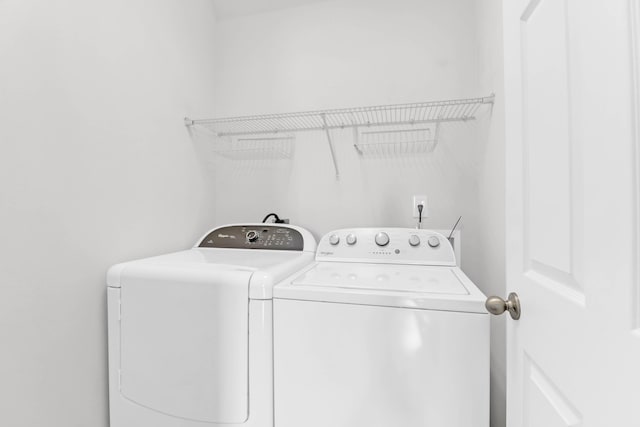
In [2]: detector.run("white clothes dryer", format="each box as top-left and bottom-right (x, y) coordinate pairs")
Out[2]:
(273, 228), (489, 427)
(107, 224), (316, 427)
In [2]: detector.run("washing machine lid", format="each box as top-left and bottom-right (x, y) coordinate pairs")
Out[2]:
(274, 262), (487, 313)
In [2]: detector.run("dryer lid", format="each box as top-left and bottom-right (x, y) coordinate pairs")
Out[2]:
(274, 262), (487, 314)
(107, 248), (315, 298)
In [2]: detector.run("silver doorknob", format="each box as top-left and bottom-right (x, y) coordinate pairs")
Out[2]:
(485, 292), (521, 320)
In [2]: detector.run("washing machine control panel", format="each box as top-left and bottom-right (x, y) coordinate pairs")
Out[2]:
(316, 228), (456, 266)
(199, 225), (305, 251)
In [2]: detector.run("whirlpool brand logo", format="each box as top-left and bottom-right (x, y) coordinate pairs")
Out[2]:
(217, 234), (236, 239)
(319, 251), (334, 256)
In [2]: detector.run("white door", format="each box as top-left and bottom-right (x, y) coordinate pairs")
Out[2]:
(503, 0), (640, 425)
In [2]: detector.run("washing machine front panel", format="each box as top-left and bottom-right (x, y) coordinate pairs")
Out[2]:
(119, 265), (252, 424)
(273, 298), (489, 427)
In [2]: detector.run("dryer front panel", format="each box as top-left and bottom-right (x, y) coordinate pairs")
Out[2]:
(119, 265), (252, 423)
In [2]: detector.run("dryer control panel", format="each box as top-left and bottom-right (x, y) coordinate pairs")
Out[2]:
(316, 228), (456, 266)
(198, 225), (305, 251)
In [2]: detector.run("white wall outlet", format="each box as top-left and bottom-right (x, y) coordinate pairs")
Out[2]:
(412, 195), (428, 218)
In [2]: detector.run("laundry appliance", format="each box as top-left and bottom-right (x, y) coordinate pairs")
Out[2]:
(107, 224), (316, 427)
(273, 228), (489, 427)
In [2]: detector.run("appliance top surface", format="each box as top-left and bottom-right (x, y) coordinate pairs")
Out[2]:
(137, 247), (312, 269)
(273, 228), (486, 313)
(107, 224), (317, 288)
(291, 262), (468, 295)
(107, 248), (315, 288)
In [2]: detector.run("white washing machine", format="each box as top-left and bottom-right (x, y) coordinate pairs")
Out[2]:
(273, 228), (489, 427)
(107, 224), (316, 427)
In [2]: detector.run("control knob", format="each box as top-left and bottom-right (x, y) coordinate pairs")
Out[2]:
(408, 235), (421, 247)
(375, 232), (390, 247)
(246, 230), (260, 242)
(346, 233), (357, 245)
(329, 234), (340, 245)
(427, 236), (440, 248)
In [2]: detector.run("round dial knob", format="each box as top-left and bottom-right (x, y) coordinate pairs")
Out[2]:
(329, 234), (340, 245)
(346, 233), (357, 245)
(427, 236), (440, 248)
(408, 235), (421, 247)
(246, 230), (259, 242)
(375, 232), (390, 247)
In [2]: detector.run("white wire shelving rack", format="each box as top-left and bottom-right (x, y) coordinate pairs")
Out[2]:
(185, 94), (494, 178)
(211, 136), (294, 160)
(354, 125), (439, 158)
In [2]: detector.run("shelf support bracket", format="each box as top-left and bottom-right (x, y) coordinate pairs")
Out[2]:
(434, 122), (441, 147)
(352, 126), (362, 155)
(321, 114), (340, 179)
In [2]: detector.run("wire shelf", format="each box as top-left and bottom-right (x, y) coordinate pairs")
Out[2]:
(185, 95), (494, 137)
(212, 136), (294, 160)
(184, 94), (494, 178)
(354, 126), (438, 157)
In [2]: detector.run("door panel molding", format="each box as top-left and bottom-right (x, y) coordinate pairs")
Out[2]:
(520, 0), (542, 22)
(521, 0), (584, 300)
(525, 263), (585, 306)
(523, 354), (582, 427)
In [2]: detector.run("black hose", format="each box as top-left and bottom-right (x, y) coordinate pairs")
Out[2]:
(262, 213), (281, 223)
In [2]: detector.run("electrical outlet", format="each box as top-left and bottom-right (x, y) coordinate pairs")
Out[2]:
(412, 195), (428, 218)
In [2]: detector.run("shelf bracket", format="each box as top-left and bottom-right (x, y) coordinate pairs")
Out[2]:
(434, 122), (441, 146)
(321, 114), (340, 179)
(352, 126), (362, 155)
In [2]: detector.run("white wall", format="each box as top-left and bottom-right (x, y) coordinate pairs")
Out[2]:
(0, 1), (217, 426)
(212, 1), (506, 427)
(470, 0), (507, 426)
(212, 0), (484, 234)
